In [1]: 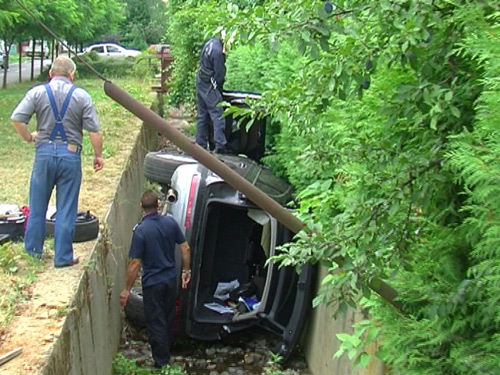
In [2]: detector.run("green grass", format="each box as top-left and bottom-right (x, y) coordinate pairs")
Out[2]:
(0, 76), (155, 329)
(0, 77), (153, 204)
(0, 241), (43, 327)
(113, 354), (187, 375)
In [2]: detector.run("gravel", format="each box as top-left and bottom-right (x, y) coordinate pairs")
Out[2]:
(118, 319), (310, 375)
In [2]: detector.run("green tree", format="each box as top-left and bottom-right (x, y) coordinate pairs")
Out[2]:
(64, 0), (124, 48)
(121, 0), (167, 49)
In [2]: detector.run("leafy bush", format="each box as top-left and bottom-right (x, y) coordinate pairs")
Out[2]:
(163, 2), (216, 107)
(74, 52), (137, 79)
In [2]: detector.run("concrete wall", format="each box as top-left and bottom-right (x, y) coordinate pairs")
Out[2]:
(303, 267), (387, 375)
(42, 124), (156, 375)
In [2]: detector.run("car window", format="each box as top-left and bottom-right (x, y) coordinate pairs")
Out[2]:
(91, 46), (105, 54)
(107, 45), (121, 53)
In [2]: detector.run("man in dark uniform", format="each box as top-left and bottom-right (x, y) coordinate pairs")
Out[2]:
(195, 37), (229, 153)
(120, 190), (191, 368)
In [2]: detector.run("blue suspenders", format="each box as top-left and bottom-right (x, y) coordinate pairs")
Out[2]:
(44, 84), (77, 142)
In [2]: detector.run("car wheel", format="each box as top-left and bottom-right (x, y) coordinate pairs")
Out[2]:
(46, 210), (99, 242)
(124, 287), (146, 328)
(144, 152), (196, 185)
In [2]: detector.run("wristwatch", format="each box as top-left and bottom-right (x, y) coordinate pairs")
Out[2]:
(182, 269), (191, 274)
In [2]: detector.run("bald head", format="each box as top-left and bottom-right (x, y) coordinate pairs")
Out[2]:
(50, 56), (76, 79)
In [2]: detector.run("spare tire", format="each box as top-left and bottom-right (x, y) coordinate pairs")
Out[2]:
(46, 211), (99, 242)
(144, 152), (195, 185)
(124, 287), (145, 328)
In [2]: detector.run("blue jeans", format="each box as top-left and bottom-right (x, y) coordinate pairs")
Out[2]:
(25, 142), (82, 266)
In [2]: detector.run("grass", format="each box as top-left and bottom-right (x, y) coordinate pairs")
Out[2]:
(0, 241), (42, 327)
(113, 354), (187, 375)
(0, 75), (155, 329)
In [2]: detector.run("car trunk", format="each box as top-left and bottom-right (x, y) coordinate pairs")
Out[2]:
(192, 201), (275, 325)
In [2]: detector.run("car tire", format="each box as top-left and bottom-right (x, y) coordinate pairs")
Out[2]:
(46, 211), (99, 242)
(144, 152), (195, 185)
(124, 287), (146, 328)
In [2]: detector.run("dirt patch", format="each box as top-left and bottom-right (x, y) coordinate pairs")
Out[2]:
(0, 108), (191, 374)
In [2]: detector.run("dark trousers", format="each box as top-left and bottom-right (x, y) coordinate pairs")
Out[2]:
(195, 75), (226, 150)
(142, 278), (176, 367)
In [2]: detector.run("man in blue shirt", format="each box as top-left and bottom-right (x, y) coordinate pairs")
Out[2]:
(120, 190), (191, 368)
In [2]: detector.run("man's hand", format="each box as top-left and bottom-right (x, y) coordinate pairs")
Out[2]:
(181, 271), (191, 289)
(93, 156), (104, 171)
(89, 132), (103, 171)
(119, 289), (130, 307)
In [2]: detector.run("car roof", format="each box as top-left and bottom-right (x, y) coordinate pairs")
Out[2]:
(86, 42), (126, 49)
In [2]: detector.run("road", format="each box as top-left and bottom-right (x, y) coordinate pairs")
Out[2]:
(1, 58), (52, 86)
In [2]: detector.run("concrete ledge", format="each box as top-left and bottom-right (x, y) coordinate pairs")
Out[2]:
(42, 124), (156, 375)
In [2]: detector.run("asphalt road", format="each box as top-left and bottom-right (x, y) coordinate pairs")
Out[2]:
(1, 58), (51, 86)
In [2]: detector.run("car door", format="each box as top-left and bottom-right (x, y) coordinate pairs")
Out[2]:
(106, 44), (124, 58)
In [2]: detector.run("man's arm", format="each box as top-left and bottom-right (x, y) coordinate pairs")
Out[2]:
(12, 121), (37, 143)
(119, 258), (141, 307)
(180, 241), (191, 289)
(89, 131), (104, 171)
(212, 43), (226, 90)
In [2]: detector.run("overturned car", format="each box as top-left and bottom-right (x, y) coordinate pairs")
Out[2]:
(125, 91), (314, 361)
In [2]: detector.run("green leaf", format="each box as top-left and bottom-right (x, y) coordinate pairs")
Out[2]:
(388, 201), (400, 216)
(430, 116), (438, 130)
(450, 105), (460, 118)
(358, 352), (371, 368)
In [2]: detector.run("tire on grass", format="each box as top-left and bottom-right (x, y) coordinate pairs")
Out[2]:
(46, 211), (99, 242)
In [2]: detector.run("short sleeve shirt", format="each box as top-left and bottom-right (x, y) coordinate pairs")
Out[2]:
(11, 77), (100, 147)
(129, 212), (186, 287)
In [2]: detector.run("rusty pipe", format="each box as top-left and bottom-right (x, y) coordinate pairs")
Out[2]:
(103, 80), (402, 311)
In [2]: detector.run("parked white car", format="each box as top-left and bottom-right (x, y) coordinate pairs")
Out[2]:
(82, 43), (140, 59)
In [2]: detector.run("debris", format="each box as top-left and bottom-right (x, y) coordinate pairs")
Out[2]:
(0, 347), (22, 367)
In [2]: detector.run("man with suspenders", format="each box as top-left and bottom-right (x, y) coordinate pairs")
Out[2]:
(11, 56), (103, 267)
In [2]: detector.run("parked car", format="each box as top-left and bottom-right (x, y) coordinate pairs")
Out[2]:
(81, 43), (141, 59)
(125, 91), (315, 361)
